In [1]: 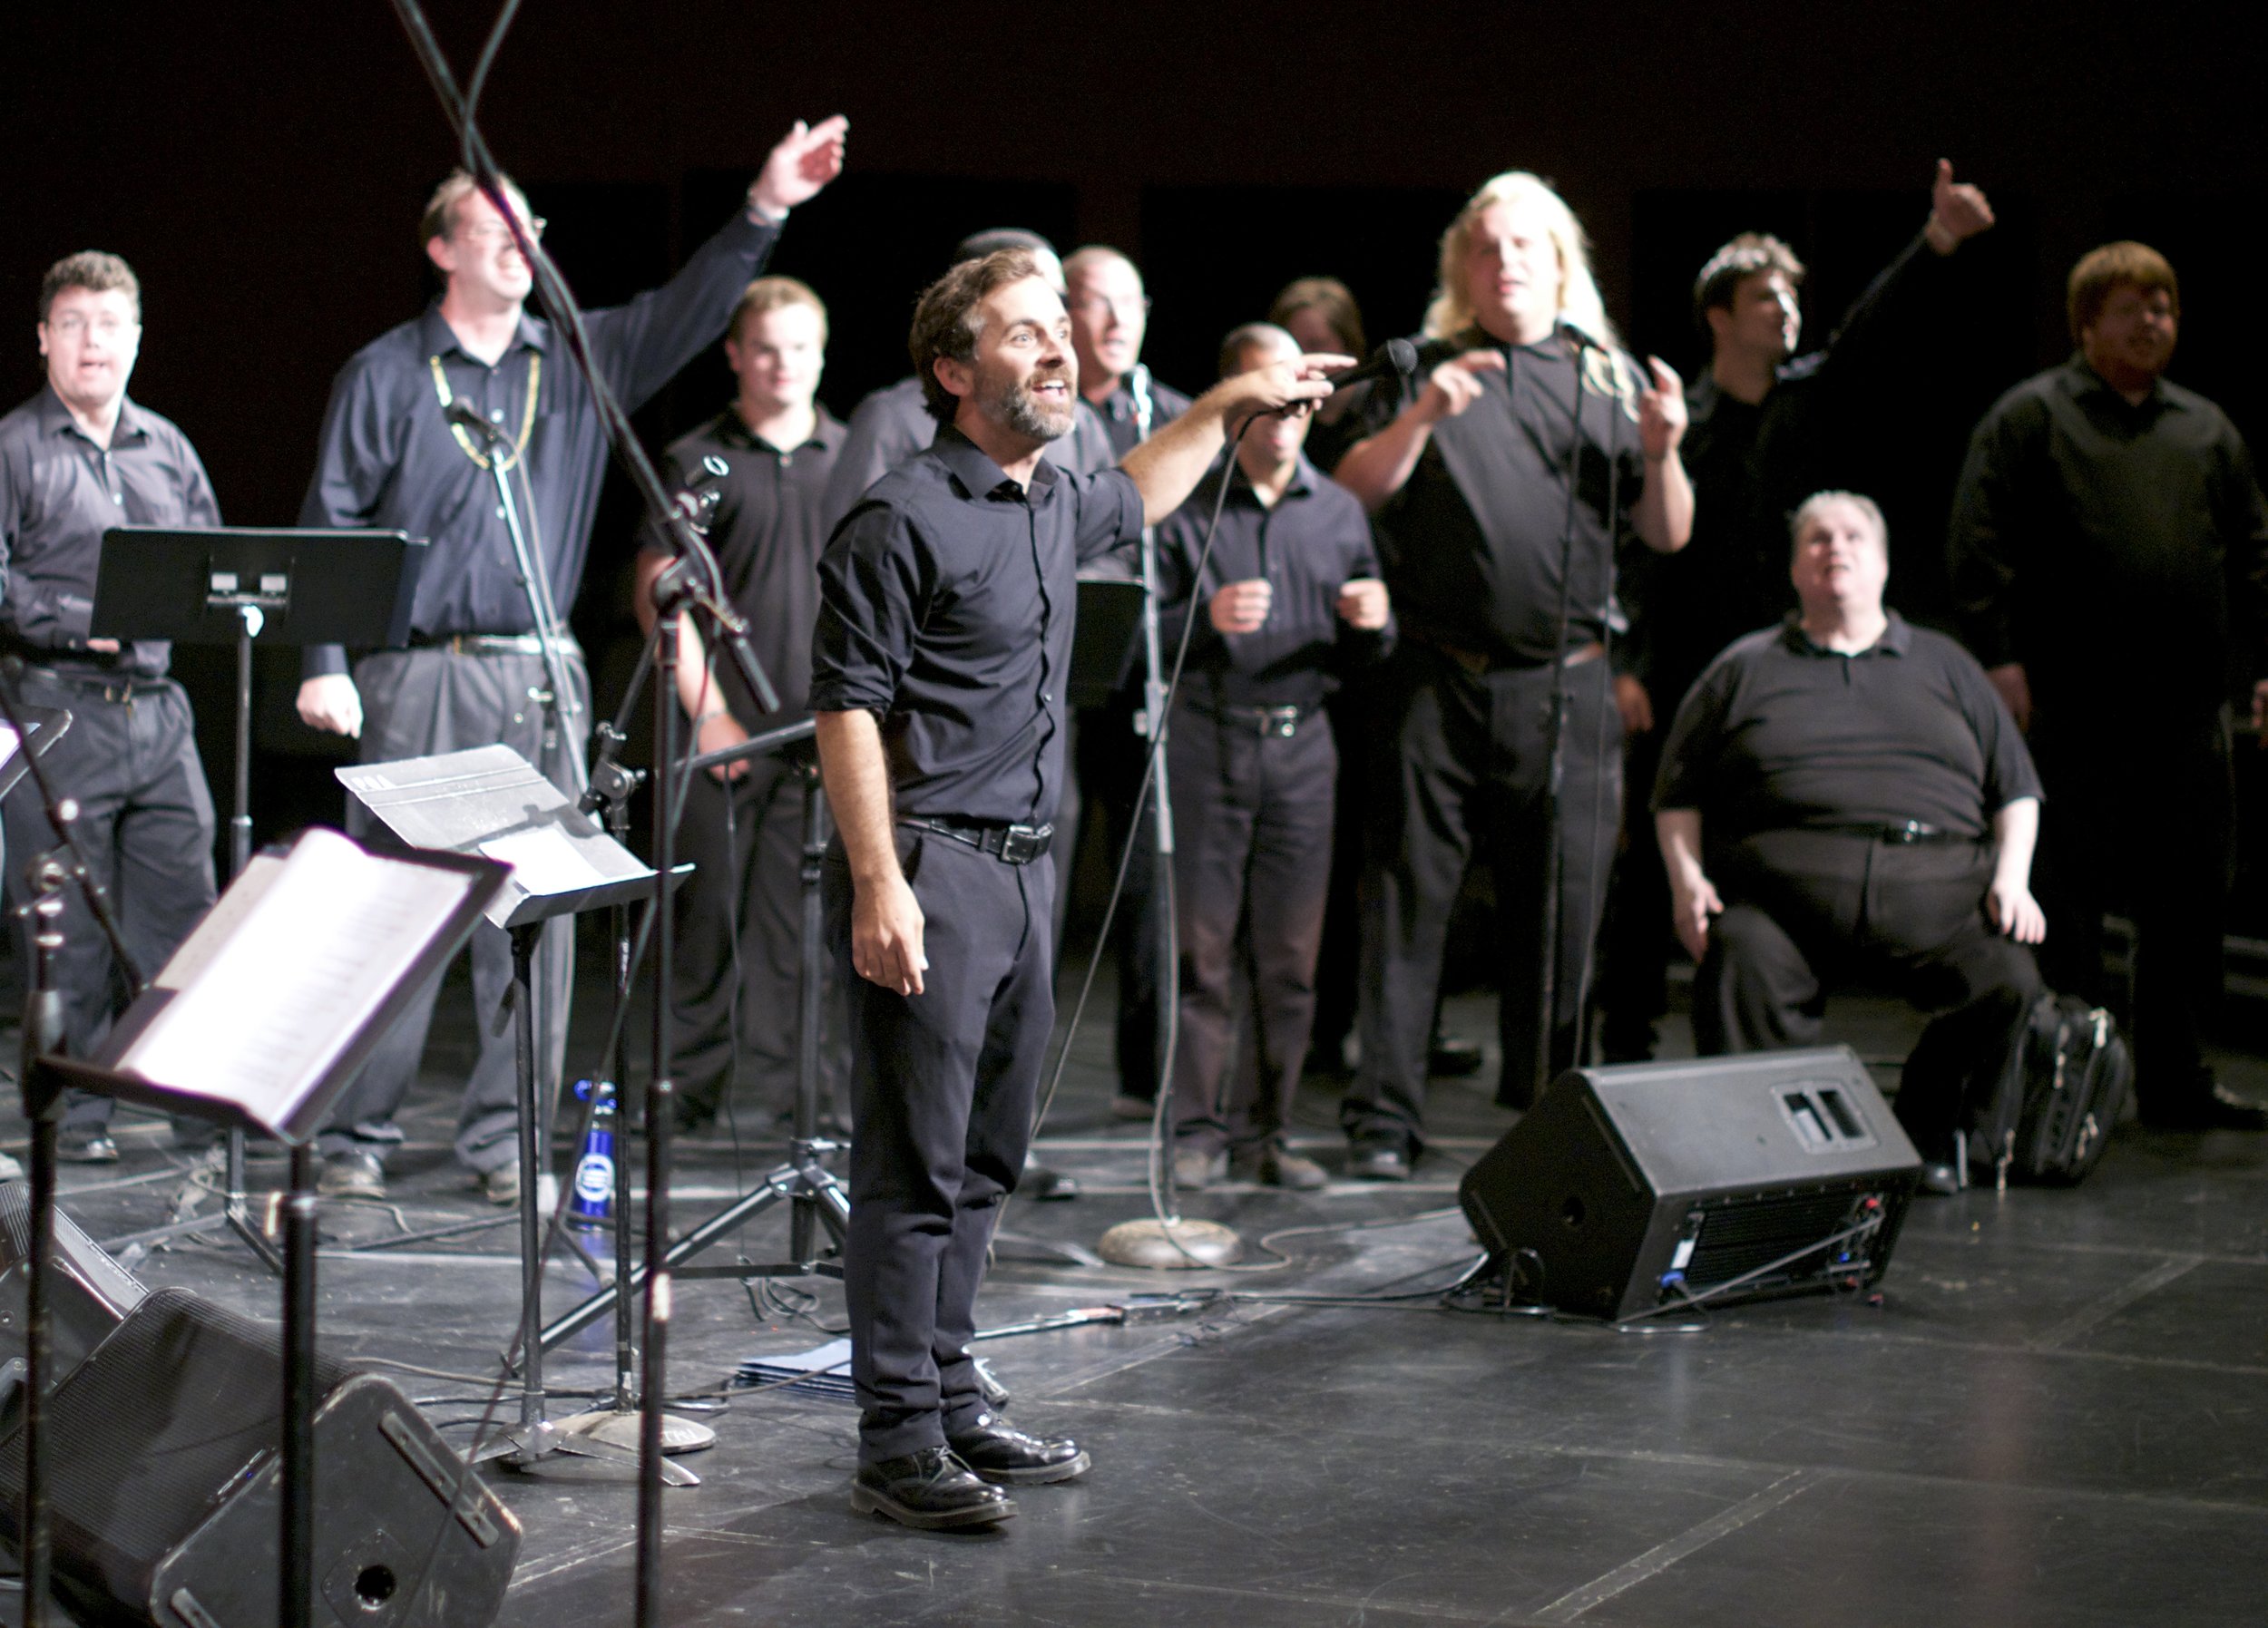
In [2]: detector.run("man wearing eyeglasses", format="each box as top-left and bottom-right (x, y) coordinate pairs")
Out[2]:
(0, 252), (221, 1164)
(1061, 246), (1195, 1121)
(294, 117), (846, 1204)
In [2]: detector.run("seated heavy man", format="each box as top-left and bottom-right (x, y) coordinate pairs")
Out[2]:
(1653, 492), (2045, 1194)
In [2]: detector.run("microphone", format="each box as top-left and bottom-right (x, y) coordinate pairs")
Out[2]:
(445, 399), (509, 444)
(1322, 337), (1420, 392)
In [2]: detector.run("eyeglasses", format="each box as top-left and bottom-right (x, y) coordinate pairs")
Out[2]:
(458, 217), (547, 247)
(1070, 294), (1151, 321)
(44, 312), (137, 339)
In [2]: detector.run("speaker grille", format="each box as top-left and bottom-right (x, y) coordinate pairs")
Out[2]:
(1683, 1189), (1876, 1291)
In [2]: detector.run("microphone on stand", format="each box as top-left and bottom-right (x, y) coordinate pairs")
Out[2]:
(445, 399), (507, 442)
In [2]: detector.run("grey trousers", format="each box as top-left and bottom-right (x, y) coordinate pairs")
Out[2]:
(1, 668), (217, 1135)
(316, 645), (589, 1174)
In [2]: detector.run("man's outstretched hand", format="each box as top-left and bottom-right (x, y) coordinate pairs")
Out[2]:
(749, 115), (850, 219)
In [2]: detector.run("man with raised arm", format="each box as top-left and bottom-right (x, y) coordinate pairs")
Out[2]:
(295, 117), (845, 1204)
(810, 248), (1338, 1530)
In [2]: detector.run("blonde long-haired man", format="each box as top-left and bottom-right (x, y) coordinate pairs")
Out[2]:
(1332, 171), (1692, 1179)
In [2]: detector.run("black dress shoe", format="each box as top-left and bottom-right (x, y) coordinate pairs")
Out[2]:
(1429, 1033), (1484, 1077)
(945, 1416), (1090, 1486)
(2144, 1083), (2268, 1132)
(1022, 1164), (1080, 1201)
(1915, 1161), (1963, 1197)
(1347, 1139), (1411, 1182)
(850, 1448), (1016, 1528)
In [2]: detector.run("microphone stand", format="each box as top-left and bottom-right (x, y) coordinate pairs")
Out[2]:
(1527, 328), (1590, 1100)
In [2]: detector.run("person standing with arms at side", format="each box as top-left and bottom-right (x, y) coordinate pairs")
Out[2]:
(1949, 240), (2268, 1132)
(0, 251), (220, 1164)
(1333, 171), (1692, 1181)
(1061, 245), (1193, 1121)
(632, 275), (844, 1138)
(1158, 323), (1392, 1190)
(295, 117), (847, 1203)
(1600, 161), (1999, 1063)
(812, 249), (1340, 1528)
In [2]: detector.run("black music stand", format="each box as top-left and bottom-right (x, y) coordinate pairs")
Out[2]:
(92, 524), (425, 1271)
(337, 744), (688, 1480)
(29, 828), (506, 1628)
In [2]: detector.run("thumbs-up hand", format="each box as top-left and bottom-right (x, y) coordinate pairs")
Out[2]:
(1925, 158), (1995, 253)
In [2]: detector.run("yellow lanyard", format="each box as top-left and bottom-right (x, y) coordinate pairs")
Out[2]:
(428, 351), (541, 472)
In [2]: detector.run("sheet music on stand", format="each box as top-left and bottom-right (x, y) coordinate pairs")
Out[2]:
(36, 829), (506, 1142)
(337, 744), (660, 928)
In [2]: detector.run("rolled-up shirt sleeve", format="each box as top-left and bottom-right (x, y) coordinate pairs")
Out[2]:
(810, 502), (926, 717)
(1073, 467), (1145, 567)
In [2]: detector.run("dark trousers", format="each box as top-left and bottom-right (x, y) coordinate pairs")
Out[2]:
(1597, 709), (1674, 1059)
(1168, 705), (1336, 1153)
(1, 669), (216, 1134)
(829, 830), (1054, 1462)
(1692, 829), (2040, 1164)
(318, 646), (588, 1174)
(2029, 710), (2231, 1121)
(1077, 697), (1163, 1101)
(667, 756), (843, 1128)
(1308, 690), (1374, 1072)
(1344, 645), (1622, 1151)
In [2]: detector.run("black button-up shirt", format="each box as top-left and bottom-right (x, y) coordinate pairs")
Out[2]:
(1654, 610), (2041, 844)
(1088, 372), (1192, 461)
(810, 425), (1144, 825)
(640, 404), (842, 725)
(0, 385), (221, 678)
(1356, 333), (1647, 666)
(298, 210), (782, 676)
(1949, 354), (2268, 716)
(819, 375), (1117, 535)
(1158, 453), (1392, 710)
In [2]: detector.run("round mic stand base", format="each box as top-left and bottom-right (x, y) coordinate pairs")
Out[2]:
(1097, 1217), (1243, 1269)
(550, 1404), (716, 1456)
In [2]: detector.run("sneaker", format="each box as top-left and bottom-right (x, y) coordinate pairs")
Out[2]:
(318, 1148), (387, 1201)
(57, 1128), (120, 1165)
(0, 1150), (21, 1182)
(1237, 1145), (1329, 1191)
(1172, 1146), (1227, 1189)
(482, 1160), (522, 1206)
(1346, 1138), (1412, 1182)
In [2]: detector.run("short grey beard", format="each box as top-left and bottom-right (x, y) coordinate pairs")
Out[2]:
(993, 373), (1075, 442)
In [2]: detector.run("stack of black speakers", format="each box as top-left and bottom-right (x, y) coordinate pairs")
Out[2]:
(0, 1183), (521, 1628)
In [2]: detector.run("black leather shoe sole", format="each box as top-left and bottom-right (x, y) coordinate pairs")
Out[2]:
(850, 1480), (1017, 1529)
(958, 1446), (1090, 1487)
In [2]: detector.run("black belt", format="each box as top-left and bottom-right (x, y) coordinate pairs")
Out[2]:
(1195, 701), (1310, 738)
(1816, 821), (1976, 846)
(908, 817), (1053, 865)
(7, 662), (161, 703)
(406, 631), (580, 658)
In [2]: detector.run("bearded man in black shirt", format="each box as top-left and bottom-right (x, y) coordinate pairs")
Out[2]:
(1333, 171), (1692, 1179)
(1657, 492), (2045, 1193)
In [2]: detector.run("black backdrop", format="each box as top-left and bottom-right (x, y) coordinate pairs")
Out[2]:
(5, 0), (2267, 884)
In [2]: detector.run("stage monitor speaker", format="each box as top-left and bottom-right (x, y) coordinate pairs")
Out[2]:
(0, 1286), (521, 1628)
(0, 1179), (151, 1412)
(1459, 1046), (1921, 1321)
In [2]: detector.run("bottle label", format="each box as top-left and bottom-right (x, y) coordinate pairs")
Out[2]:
(573, 1152), (614, 1206)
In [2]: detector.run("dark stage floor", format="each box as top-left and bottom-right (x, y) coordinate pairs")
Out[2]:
(5, 966), (2265, 1627)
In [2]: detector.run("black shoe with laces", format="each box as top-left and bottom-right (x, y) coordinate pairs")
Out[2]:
(850, 1447), (1016, 1529)
(945, 1415), (1090, 1486)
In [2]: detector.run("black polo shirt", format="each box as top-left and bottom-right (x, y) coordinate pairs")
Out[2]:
(1654, 611), (2040, 843)
(640, 405), (842, 726)
(1357, 332), (1647, 665)
(1157, 453), (1390, 711)
(1949, 354), (2268, 715)
(810, 425), (1144, 825)
(298, 209), (783, 676)
(0, 385), (221, 678)
(818, 375), (1117, 535)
